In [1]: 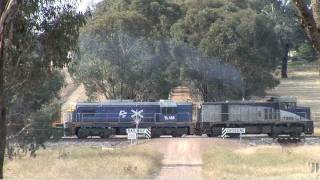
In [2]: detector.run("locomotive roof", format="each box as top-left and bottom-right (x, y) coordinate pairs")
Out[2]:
(202, 101), (278, 105)
(76, 100), (192, 107)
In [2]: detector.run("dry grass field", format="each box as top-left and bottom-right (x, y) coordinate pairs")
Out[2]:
(203, 145), (320, 180)
(4, 144), (162, 179)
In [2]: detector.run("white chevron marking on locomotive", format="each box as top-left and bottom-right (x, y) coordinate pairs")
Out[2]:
(131, 109), (144, 118)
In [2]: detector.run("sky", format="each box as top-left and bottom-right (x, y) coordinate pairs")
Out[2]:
(78, 0), (103, 12)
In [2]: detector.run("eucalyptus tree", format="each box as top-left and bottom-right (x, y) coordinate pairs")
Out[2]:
(171, 0), (281, 100)
(0, 0), (85, 177)
(261, 1), (308, 78)
(75, 31), (155, 100)
(71, 0), (183, 101)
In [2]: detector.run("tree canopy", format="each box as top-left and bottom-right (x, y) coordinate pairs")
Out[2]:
(0, 0), (86, 177)
(73, 0), (289, 102)
(71, 0), (183, 100)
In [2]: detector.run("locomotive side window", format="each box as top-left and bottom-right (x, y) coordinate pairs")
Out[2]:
(264, 109), (268, 119)
(269, 109), (273, 119)
(258, 111), (261, 117)
(161, 108), (166, 114)
(264, 109), (273, 120)
(280, 102), (297, 109)
(162, 107), (177, 114)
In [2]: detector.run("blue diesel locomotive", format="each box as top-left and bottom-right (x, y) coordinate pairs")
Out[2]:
(65, 100), (193, 138)
(65, 97), (313, 138)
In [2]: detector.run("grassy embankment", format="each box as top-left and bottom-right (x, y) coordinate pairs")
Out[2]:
(203, 145), (320, 180)
(4, 144), (162, 179)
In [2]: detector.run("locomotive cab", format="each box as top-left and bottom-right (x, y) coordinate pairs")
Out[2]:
(160, 100), (177, 121)
(270, 96), (311, 120)
(268, 96), (313, 135)
(268, 96), (297, 109)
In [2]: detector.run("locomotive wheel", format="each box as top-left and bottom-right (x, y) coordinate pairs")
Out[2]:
(290, 132), (301, 137)
(99, 132), (111, 139)
(207, 133), (221, 137)
(210, 127), (222, 137)
(172, 132), (182, 138)
(229, 134), (240, 138)
(209, 129), (220, 137)
(194, 128), (203, 136)
(76, 128), (89, 139)
(268, 133), (278, 138)
(207, 133), (213, 137)
(151, 133), (161, 138)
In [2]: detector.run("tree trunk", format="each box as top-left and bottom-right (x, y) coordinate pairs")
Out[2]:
(281, 44), (290, 78)
(0, 0), (14, 177)
(217, 80), (224, 101)
(0, 17), (5, 180)
(294, 0), (320, 53)
(293, 0), (320, 76)
(316, 52), (320, 76)
(202, 83), (208, 102)
(311, 0), (320, 30)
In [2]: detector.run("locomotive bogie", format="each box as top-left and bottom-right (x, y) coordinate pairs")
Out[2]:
(75, 127), (116, 139)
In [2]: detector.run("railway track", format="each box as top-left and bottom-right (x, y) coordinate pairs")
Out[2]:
(239, 135), (320, 145)
(45, 134), (320, 147)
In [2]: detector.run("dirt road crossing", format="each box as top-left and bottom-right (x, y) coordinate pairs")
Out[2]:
(146, 137), (240, 180)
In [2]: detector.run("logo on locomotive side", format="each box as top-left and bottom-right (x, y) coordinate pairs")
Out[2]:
(118, 109), (144, 119)
(119, 110), (127, 118)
